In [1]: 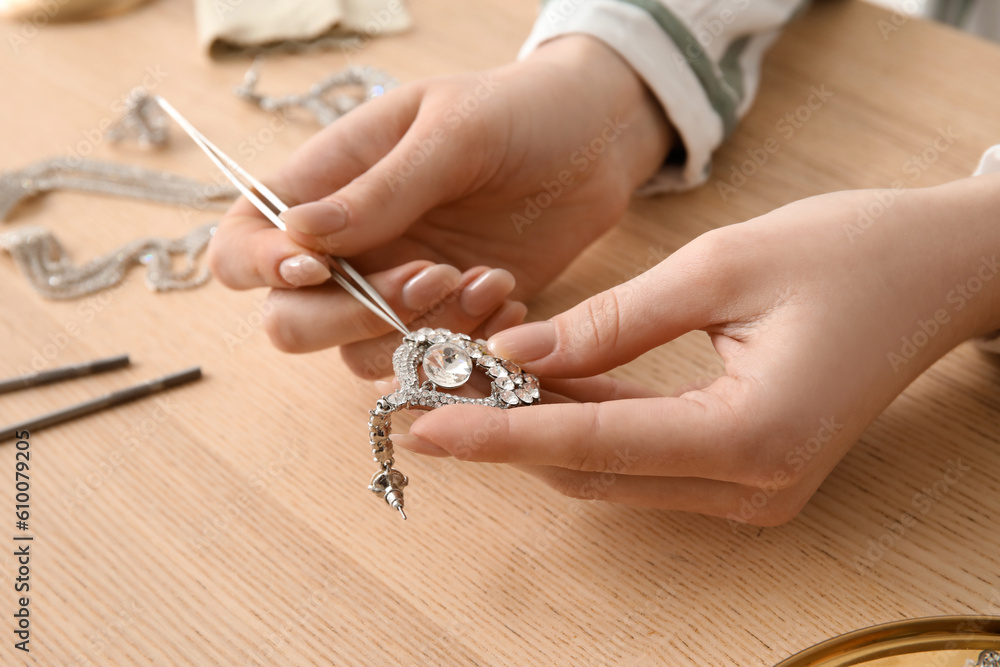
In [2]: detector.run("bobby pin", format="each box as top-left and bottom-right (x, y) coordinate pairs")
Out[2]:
(0, 362), (202, 441)
(0, 354), (130, 395)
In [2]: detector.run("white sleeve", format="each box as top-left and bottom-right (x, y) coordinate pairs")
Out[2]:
(518, 0), (807, 194)
(972, 145), (1000, 354)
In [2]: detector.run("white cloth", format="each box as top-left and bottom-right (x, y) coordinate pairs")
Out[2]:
(195, 0), (412, 58)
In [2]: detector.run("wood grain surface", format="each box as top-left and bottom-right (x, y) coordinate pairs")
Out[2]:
(1, 0), (998, 665)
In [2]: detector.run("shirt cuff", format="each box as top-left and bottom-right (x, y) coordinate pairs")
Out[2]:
(518, 0), (724, 194)
(972, 144), (1000, 353)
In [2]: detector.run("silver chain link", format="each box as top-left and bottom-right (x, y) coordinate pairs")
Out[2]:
(368, 397), (408, 519)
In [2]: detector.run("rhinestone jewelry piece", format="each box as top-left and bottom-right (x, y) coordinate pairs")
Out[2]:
(369, 328), (540, 519)
(234, 61), (398, 127)
(422, 342), (473, 388)
(0, 222), (217, 299)
(0, 158), (237, 221)
(0, 158), (237, 299)
(977, 651), (1000, 667)
(106, 88), (170, 149)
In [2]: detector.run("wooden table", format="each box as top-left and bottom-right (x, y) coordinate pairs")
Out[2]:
(1, 1), (999, 664)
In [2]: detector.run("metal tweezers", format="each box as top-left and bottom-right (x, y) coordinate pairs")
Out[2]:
(154, 97), (410, 337)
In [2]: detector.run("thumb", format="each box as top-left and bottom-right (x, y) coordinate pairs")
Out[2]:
(486, 255), (720, 377)
(280, 120), (467, 257)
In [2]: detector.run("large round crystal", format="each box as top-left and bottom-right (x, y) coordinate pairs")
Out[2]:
(422, 343), (472, 388)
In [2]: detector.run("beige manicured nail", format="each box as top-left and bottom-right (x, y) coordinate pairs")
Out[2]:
(392, 434), (451, 457)
(279, 255), (331, 287)
(401, 265), (462, 311)
(461, 269), (516, 317)
(279, 200), (348, 235)
(487, 320), (556, 364)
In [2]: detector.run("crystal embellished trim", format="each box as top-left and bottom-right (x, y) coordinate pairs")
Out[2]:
(391, 327), (539, 409)
(368, 327), (540, 519)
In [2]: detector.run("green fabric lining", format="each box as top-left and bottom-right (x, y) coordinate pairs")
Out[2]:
(613, 0), (740, 136)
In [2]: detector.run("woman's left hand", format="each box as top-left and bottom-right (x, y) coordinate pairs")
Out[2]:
(393, 176), (1000, 525)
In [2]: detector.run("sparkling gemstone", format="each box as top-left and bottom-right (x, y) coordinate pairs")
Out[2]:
(478, 355), (498, 367)
(502, 360), (521, 375)
(499, 390), (519, 405)
(523, 377), (540, 399)
(487, 365), (507, 378)
(422, 343), (473, 388)
(515, 387), (534, 403)
(496, 375), (514, 391)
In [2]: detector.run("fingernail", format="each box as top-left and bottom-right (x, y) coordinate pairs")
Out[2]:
(482, 301), (528, 339)
(279, 200), (348, 236)
(487, 320), (556, 364)
(392, 434), (451, 457)
(461, 268), (516, 317)
(402, 265), (462, 311)
(278, 254), (331, 287)
(373, 380), (395, 394)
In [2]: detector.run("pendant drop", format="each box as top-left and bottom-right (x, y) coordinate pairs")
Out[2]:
(368, 327), (540, 519)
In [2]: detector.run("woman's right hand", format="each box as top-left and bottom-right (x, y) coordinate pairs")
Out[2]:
(208, 34), (674, 377)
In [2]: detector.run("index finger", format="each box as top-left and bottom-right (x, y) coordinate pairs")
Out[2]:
(208, 85), (423, 290)
(209, 198), (322, 290)
(404, 376), (759, 485)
